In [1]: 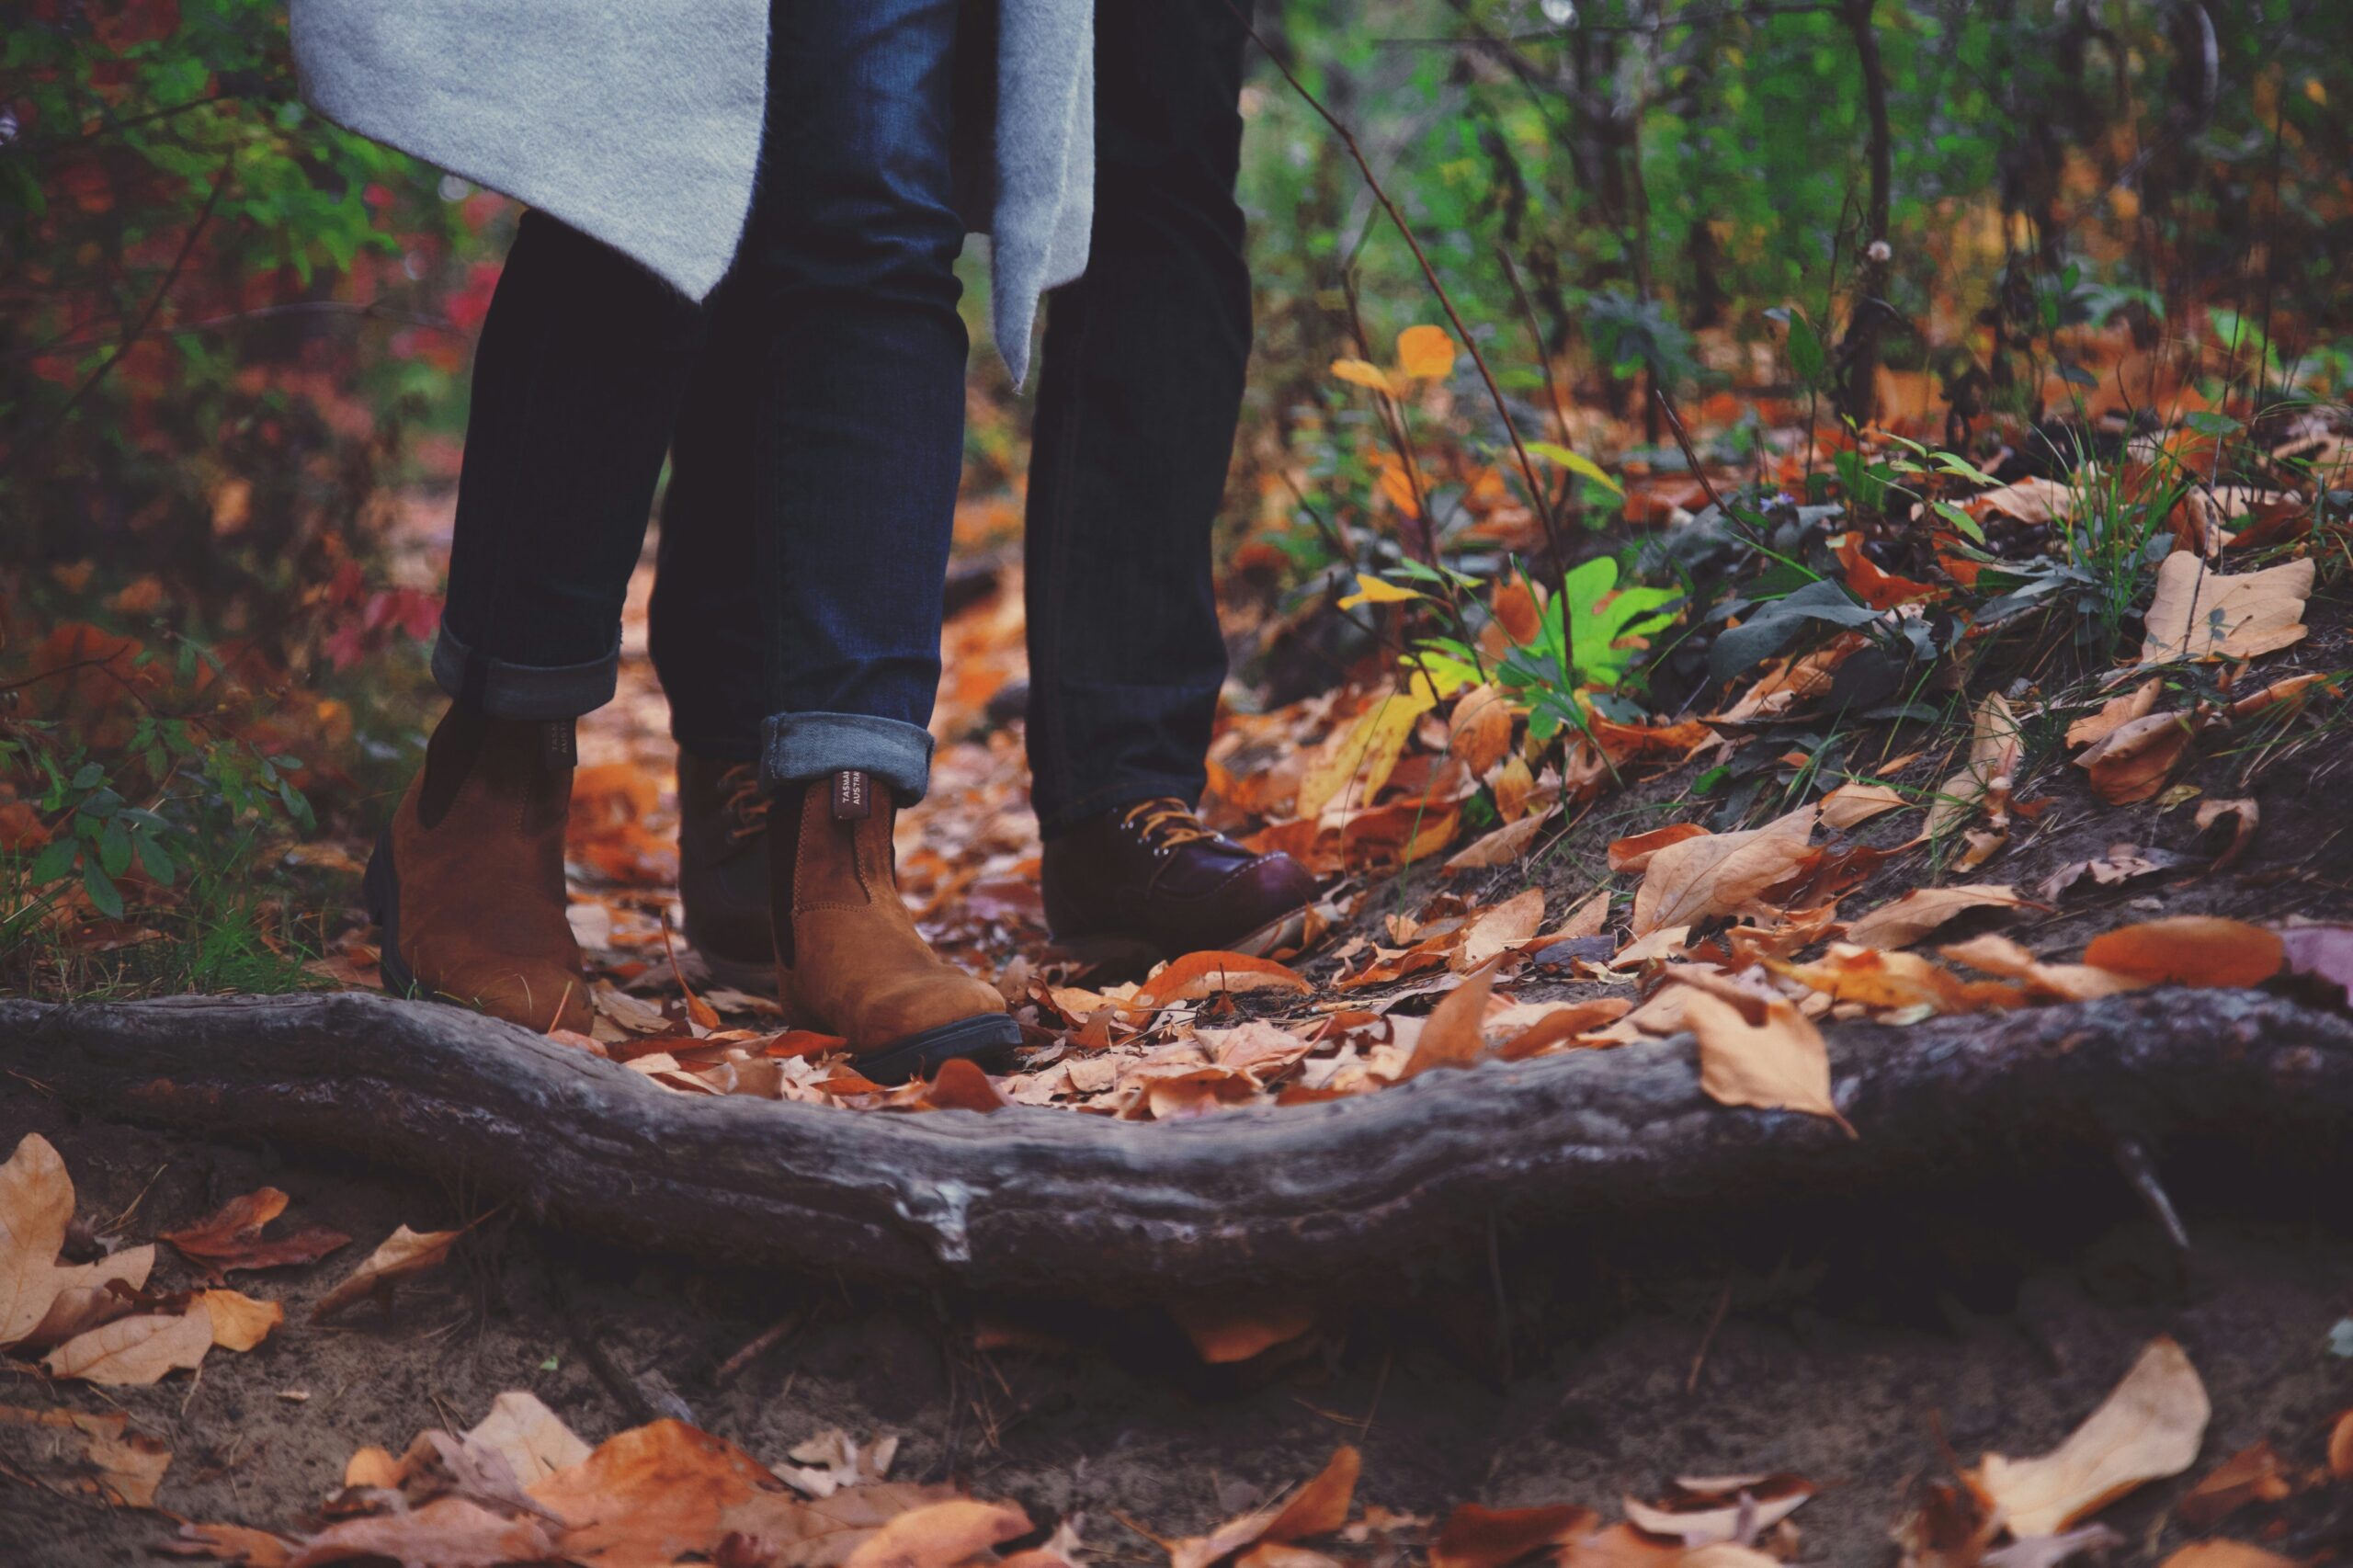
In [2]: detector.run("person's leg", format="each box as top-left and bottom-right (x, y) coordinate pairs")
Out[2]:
(743, 0), (1016, 1077)
(367, 210), (705, 1034)
(1029, 0), (1316, 969)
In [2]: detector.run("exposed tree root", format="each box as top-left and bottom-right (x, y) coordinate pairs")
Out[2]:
(2, 990), (2347, 1295)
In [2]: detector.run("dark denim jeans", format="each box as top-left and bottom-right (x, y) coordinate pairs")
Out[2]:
(652, 0), (1253, 836)
(438, 0), (968, 801)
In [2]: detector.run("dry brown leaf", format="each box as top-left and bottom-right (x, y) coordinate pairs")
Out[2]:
(21, 1244), (155, 1350)
(286, 1496), (558, 1568)
(0, 1403), (173, 1510)
(1403, 962), (1499, 1077)
(161, 1187), (350, 1280)
(1497, 999), (1633, 1061)
(529, 1418), (778, 1562)
(1455, 888), (1547, 971)
(1427, 1503), (1597, 1568)
(1298, 682), (1438, 820)
(1974, 476), (2076, 525)
(161, 1521), (295, 1565)
(2081, 916), (2283, 988)
(1847, 885), (2024, 951)
(0, 1133), (75, 1351)
(2066, 680), (2162, 747)
(1169, 1292), (1316, 1366)
(2192, 797), (2258, 869)
(1682, 988), (1853, 1134)
(1261, 1446), (1362, 1544)
(312, 1223), (467, 1321)
(1973, 1336), (2210, 1538)
(1135, 951), (1313, 1008)
(43, 1307), (213, 1386)
(842, 1498), (1031, 1568)
(1543, 890), (1612, 945)
(2140, 553), (2313, 664)
(1449, 684), (1518, 777)
(1938, 935), (2142, 1004)
(200, 1289), (283, 1352)
(1609, 823), (1714, 873)
(716, 1481), (959, 1568)
(2074, 711), (2195, 804)
(1631, 807), (1817, 937)
(2329, 1409), (2353, 1482)
(923, 1059), (1006, 1113)
(1445, 812), (1552, 870)
(1818, 781), (1910, 830)
(1928, 695), (2022, 839)
(2176, 1440), (2292, 1528)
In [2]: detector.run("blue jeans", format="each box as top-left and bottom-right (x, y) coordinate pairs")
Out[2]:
(654, 0), (1254, 835)
(436, 0), (968, 801)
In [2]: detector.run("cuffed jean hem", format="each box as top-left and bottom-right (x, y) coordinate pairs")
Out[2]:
(762, 711), (935, 803)
(1033, 772), (1211, 841)
(431, 621), (620, 722)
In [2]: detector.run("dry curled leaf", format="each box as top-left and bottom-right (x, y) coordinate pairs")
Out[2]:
(2065, 680), (2161, 748)
(1818, 781), (1910, 829)
(0, 1403), (173, 1510)
(1631, 807), (1817, 937)
(2074, 711), (2194, 804)
(1846, 885), (2024, 951)
(1929, 695), (2022, 839)
(1402, 961), (1499, 1078)
(1455, 888), (1546, 971)
(161, 1187), (350, 1281)
(1973, 1336), (2209, 1538)
(313, 1223), (468, 1321)
(2177, 1441), (2292, 1528)
(1682, 987), (1853, 1135)
(1428, 1504), (1597, 1568)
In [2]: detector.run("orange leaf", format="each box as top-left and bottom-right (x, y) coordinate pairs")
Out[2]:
(1608, 823), (1711, 873)
(1831, 532), (1937, 609)
(1262, 1447), (1361, 1542)
(1396, 324), (1457, 380)
(2074, 711), (2195, 804)
(1428, 1504), (1597, 1568)
(2177, 1440), (2292, 1529)
(1169, 1294), (1315, 1367)
(2081, 916), (2283, 987)
(2328, 1409), (2353, 1482)
(1135, 951), (1313, 1007)
(1402, 962), (1500, 1078)
(843, 1498), (1032, 1568)
(1816, 781), (1909, 829)
(1630, 807), (1817, 937)
(1681, 988), (1853, 1134)
(2066, 679), (2161, 747)
(924, 1059), (1006, 1113)
(529, 1419), (778, 1562)
(160, 1187), (349, 1281)
(1491, 573), (1542, 646)
(1448, 684), (1518, 776)
(286, 1497), (554, 1568)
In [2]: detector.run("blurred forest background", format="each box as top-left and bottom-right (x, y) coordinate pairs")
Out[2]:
(3, 0), (2348, 986)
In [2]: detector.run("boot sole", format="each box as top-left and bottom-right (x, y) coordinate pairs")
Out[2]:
(857, 1012), (1025, 1087)
(361, 827), (428, 1004)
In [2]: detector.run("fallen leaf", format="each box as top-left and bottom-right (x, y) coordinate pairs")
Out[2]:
(2328, 1409), (2353, 1481)
(1446, 812), (1551, 870)
(2066, 680), (2162, 747)
(1631, 807), (1818, 937)
(1455, 888), (1547, 971)
(1847, 885), (2024, 950)
(924, 1059), (1006, 1113)
(1402, 961), (1500, 1077)
(1973, 1336), (2210, 1538)
(1683, 988), (1853, 1134)
(2139, 553), (2313, 663)
(1619, 1477), (1813, 1547)
(158, 1521), (295, 1564)
(1832, 532), (1938, 608)
(1169, 1294), (1316, 1366)
(1608, 823), (1711, 874)
(43, 1307), (213, 1385)
(1544, 890), (1612, 944)
(2074, 711), (2194, 804)
(1428, 1504), (1597, 1568)
(1973, 476), (2076, 525)
(843, 1498), (1031, 1568)
(161, 1187), (350, 1280)
(2081, 916), (2283, 988)
(0, 1403), (173, 1509)
(2177, 1440), (2292, 1528)
(312, 1224), (468, 1321)
(1497, 999), (1633, 1061)
(530, 1418), (778, 1562)
(1136, 951), (1313, 1008)
(286, 1496), (557, 1568)
(2281, 925), (2353, 1008)
(2192, 797), (2258, 869)
(2034, 843), (2189, 903)
(1261, 1447), (1361, 1542)
(21, 1244), (155, 1350)
(1449, 685), (1518, 776)
(716, 1481), (957, 1568)
(1818, 781), (1910, 830)
(1928, 694), (2022, 839)
(201, 1289), (283, 1352)
(0, 1133), (74, 1347)
(1981, 1524), (2124, 1568)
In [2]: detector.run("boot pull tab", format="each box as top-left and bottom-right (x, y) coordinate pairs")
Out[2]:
(540, 721), (577, 771)
(832, 769), (873, 823)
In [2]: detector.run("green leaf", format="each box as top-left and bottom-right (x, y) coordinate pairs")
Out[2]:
(135, 834), (177, 889)
(1930, 500), (1985, 543)
(99, 816), (133, 878)
(2184, 411), (2243, 438)
(83, 859), (124, 921)
(28, 836), (78, 886)
(1786, 311), (1826, 387)
(1527, 441), (1625, 497)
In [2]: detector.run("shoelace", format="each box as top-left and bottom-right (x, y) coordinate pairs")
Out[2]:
(1120, 797), (1218, 854)
(719, 763), (771, 845)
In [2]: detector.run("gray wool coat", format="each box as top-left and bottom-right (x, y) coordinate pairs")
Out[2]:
(290, 0), (1092, 383)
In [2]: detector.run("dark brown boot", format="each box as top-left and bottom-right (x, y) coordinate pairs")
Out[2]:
(362, 705), (592, 1034)
(676, 755), (778, 994)
(1040, 798), (1319, 979)
(769, 770), (1020, 1084)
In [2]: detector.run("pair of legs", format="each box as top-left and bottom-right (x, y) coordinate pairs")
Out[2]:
(658, 0), (1315, 979)
(372, 0), (1016, 1075)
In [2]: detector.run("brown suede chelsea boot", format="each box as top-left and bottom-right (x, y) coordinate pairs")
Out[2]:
(676, 755), (778, 994)
(1040, 798), (1319, 980)
(769, 769), (1021, 1085)
(362, 704), (593, 1035)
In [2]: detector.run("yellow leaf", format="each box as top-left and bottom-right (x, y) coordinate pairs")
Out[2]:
(1527, 440), (1625, 497)
(1974, 1337), (2210, 1537)
(1336, 572), (1421, 611)
(1329, 358), (1396, 394)
(1396, 324), (1457, 380)
(199, 1289), (283, 1353)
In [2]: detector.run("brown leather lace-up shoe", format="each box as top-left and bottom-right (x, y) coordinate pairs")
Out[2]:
(1040, 798), (1319, 979)
(362, 705), (592, 1034)
(769, 769), (1021, 1084)
(676, 755), (778, 994)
